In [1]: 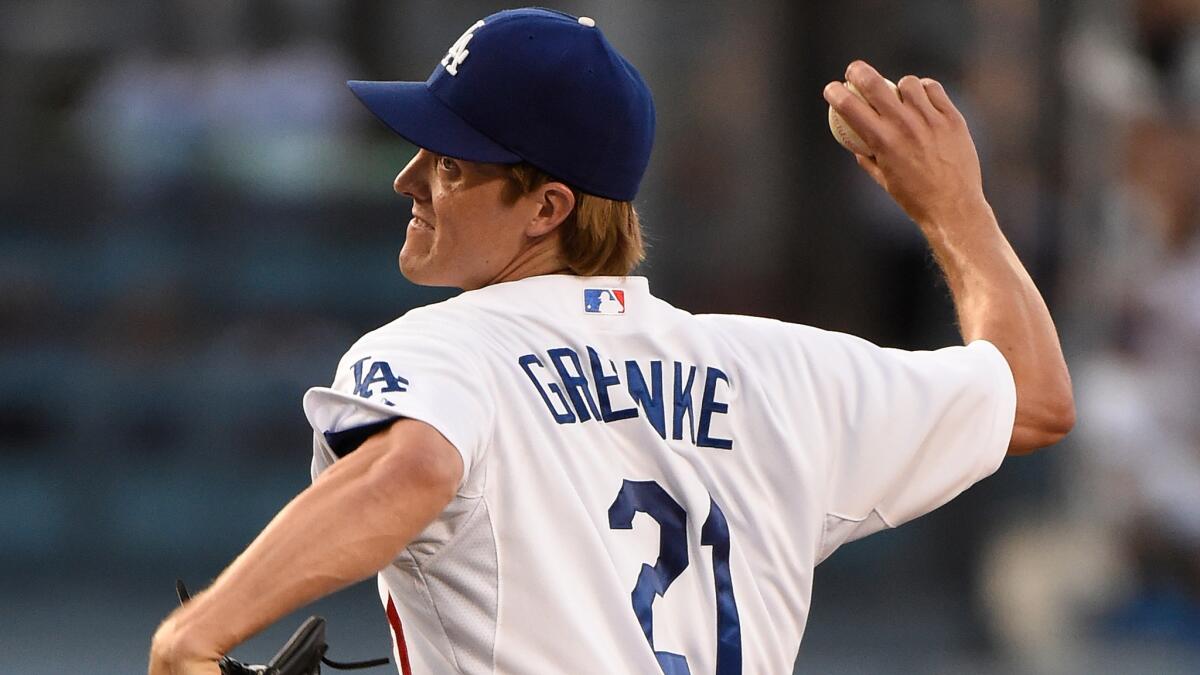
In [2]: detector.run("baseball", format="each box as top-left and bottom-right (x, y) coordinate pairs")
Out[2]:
(828, 78), (899, 156)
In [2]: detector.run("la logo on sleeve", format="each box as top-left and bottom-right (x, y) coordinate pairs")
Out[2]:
(351, 356), (410, 399)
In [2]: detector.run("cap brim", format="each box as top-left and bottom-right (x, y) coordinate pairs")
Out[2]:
(347, 80), (521, 163)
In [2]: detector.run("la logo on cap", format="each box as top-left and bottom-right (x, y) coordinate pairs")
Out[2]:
(346, 8), (655, 202)
(442, 19), (484, 76)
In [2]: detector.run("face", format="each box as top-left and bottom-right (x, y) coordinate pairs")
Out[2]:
(392, 149), (546, 290)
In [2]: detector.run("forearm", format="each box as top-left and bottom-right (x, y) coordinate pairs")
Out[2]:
(824, 62), (1075, 453)
(153, 426), (455, 659)
(920, 198), (1074, 453)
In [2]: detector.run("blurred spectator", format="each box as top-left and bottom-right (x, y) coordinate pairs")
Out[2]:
(76, 3), (356, 202)
(980, 1), (1200, 670)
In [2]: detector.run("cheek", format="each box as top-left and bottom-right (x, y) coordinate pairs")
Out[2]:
(447, 195), (519, 249)
(429, 182), (529, 271)
(475, 212), (528, 264)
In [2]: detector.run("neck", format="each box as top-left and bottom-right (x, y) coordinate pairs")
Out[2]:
(481, 233), (572, 288)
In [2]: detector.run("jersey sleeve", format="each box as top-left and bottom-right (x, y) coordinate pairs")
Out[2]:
(302, 320), (495, 494)
(796, 330), (1016, 561)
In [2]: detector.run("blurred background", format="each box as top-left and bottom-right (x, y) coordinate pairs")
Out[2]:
(1, 0), (1197, 673)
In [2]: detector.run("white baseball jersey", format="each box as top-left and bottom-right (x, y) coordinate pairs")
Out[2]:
(303, 274), (1015, 674)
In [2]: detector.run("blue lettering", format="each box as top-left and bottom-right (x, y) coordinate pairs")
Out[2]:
(517, 347), (736, 449)
(626, 360), (665, 438)
(548, 347), (601, 423)
(518, 353), (576, 424)
(351, 356), (409, 399)
(672, 363), (697, 444)
(588, 347), (638, 423)
(697, 367), (733, 449)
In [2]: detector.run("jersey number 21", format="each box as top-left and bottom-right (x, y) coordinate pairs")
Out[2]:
(608, 479), (742, 675)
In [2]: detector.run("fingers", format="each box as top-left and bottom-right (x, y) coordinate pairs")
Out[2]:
(829, 61), (966, 163)
(842, 61), (924, 152)
(845, 61), (902, 116)
(897, 75), (937, 123)
(920, 77), (956, 115)
(824, 81), (885, 149)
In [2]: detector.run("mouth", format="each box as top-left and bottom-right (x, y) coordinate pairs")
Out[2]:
(409, 214), (434, 231)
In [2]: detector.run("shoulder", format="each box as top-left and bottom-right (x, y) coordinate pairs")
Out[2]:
(339, 295), (492, 368)
(693, 313), (907, 378)
(695, 312), (832, 348)
(323, 296), (502, 405)
(368, 294), (486, 341)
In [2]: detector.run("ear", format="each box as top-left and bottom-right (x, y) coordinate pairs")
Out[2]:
(525, 181), (576, 238)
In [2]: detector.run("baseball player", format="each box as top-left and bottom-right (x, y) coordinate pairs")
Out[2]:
(150, 8), (1074, 675)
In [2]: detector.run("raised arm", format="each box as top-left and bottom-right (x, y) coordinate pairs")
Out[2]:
(148, 419), (462, 674)
(823, 60), (1074, 456)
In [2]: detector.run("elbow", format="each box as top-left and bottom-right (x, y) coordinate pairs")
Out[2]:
(1038, 393), (1076, 447)
(1008, 380), (1076, 456)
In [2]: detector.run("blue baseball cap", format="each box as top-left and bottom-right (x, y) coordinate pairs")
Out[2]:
(347, 8), (655, 202)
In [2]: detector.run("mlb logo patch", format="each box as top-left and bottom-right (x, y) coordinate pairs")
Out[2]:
(584, 288), (626, 315)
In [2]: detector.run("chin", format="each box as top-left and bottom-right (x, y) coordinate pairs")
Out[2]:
(398, 252), (429, 284)
(398, 251), (459, 288)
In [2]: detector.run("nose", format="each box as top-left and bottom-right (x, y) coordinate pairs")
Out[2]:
(394, 149), (432, 201)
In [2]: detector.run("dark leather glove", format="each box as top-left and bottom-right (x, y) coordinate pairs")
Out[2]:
(174, 580), (390, 675)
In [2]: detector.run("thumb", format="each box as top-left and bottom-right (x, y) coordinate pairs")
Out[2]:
(855, 153), (886, 188)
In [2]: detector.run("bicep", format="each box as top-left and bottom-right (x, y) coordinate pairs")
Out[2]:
(328, 418), (463, 512)
(373, 418), (464, 501)
(307, 417), (463, 558)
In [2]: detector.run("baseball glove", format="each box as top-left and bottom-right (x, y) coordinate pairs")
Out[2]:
(175, 580), (390, 675)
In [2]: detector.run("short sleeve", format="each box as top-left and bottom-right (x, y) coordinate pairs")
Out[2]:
(302, 322), (495, 495)
(806, 334), (1016, 560)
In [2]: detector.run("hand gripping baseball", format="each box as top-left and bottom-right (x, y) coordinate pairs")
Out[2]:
(174, 581), (390, 675)
(824, 60), (986, 229)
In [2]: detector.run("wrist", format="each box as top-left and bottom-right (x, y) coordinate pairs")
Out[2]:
(917, 194), (995, 236)
(917, 196), (1021, 287)
(151, 606), (228, 665)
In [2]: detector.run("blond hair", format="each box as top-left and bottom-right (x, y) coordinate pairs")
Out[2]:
(503, 163), (644, 276)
